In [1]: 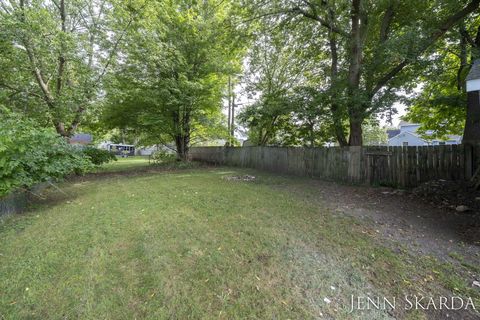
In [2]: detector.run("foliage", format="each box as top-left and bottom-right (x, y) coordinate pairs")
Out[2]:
(362, 122), (388, 146)
(150, 150), (177, 164)
(239, 30), (335, 147)
(102, 0), (244, 160)
(0, 0), (139, 136)
(0, 109), (92, 197)
(405, 16), (479, 138)
(240, 0), (480, 145)
(82, 147), (117, 166)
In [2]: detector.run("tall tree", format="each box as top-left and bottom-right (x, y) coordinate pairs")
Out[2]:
(239, 24), (337, 146)
(0, 0), (138, 137)
(103, 0), (243, 159)
(405, 16), (480, 138)
(241, 0), (480, 145)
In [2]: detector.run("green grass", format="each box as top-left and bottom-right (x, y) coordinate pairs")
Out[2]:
(0, 165), (478, 319)
(96, 156), (151, 172)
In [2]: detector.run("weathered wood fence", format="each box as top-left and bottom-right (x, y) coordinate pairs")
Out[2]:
(190, 145), (478, 188)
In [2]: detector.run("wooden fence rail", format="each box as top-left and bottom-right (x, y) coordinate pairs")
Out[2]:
(190, 145), (474, 188)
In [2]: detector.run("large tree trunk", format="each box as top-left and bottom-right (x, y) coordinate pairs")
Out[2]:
(346, 0), (366, 146)
(461, 25), (480, 145)
(348, 119), (363, 146)
(173, 107), (191, 161)
(175, 134), (189, 160)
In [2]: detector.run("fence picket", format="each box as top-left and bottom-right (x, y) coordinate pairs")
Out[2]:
(190, 145), (476, 188)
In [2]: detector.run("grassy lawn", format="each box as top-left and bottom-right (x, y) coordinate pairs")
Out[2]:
(96, 156), (151, 172)
(0, 165), (478, 319)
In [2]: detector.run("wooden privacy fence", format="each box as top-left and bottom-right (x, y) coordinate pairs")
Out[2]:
(190, 145), (474, 188)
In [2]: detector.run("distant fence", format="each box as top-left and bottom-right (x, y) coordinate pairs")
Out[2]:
(190, 145), (478, 188)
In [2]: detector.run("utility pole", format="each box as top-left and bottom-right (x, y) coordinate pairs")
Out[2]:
(230, 89), (235, 145)
(227, 76), (231, 139)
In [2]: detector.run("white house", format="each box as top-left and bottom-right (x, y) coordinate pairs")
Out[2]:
(387, 122), (462, 147)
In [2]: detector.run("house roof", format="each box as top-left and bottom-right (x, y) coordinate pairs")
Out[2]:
(387, 129), (400, 139)
(388, 130), (427, 143)
(466, 59), (480, 81)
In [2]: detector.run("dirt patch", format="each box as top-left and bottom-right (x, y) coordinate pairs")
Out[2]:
(223, 175), (256, 182)
(269, 176), (480, 319)
(276, 178), (480, 262)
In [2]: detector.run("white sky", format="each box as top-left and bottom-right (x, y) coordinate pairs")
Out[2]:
(379, 102), (408, 127)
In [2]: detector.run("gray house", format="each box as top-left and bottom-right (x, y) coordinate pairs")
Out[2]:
(387, 122), (461, 147)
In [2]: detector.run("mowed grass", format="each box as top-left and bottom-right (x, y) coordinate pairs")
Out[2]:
(96, 156), (151, 172)
(0, 166), (478, 319)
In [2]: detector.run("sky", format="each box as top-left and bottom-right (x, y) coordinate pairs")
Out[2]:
(379, 102), (408, 127)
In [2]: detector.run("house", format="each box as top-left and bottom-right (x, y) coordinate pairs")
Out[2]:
(387, 122), (462, 147)
(69, 133), (92, 145)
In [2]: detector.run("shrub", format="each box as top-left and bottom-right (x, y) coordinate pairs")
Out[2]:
(82, 147), (117, 165)
(150, 149), (176, 164)
(0, 109), (93, 197)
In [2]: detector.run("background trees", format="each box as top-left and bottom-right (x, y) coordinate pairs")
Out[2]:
(239, 0), (480, 146)
(102, 0), (242, 159)
(0, 0), (137, 137)
(405, 15), (480, 139)
(1, 0), (479, 154)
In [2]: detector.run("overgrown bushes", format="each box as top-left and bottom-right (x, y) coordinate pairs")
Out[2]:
(82, 147), (117, 165)
(150, 149), (176, 164)
(0, 110), (93, 197)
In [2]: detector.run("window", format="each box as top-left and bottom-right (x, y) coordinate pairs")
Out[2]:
(439, 141), (446, 145)
(402, 142), (408, 147)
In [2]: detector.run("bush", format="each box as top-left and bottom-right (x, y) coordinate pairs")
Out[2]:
(150, 149), (176, 164)
(82, 147), (117, 165)
(0, 110), (93, 197)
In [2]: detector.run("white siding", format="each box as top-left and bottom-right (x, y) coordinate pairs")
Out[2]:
(467, 79), (480, 92)
(388, 132), (428, 146)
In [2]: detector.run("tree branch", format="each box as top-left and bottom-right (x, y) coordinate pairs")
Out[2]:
(371, 0), (480, 96)
(0, 81), (43, 99)
(56, 0), (66, 95)
(460, 23), (476, 47)
(290, 6), (348, 37)
(379, 2), (395, 43)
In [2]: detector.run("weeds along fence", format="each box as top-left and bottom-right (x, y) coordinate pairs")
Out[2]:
(190, 145), (476, 188)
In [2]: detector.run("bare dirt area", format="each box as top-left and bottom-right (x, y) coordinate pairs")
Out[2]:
(263, 174), (480, 319)
(306, 180), (480, 263)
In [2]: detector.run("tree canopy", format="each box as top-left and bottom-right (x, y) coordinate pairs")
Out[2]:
(101, 0), (244, 159)
(1, 0), (479, 155)
(238, 0), (480, 146)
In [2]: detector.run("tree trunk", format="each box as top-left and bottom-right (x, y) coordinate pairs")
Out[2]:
(463, 91), (480, 145)
(348, 119), (363, 146)
(175, 134), (189, 160)
(174, 107), (191, 161)
(346, 0), (366, 146)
